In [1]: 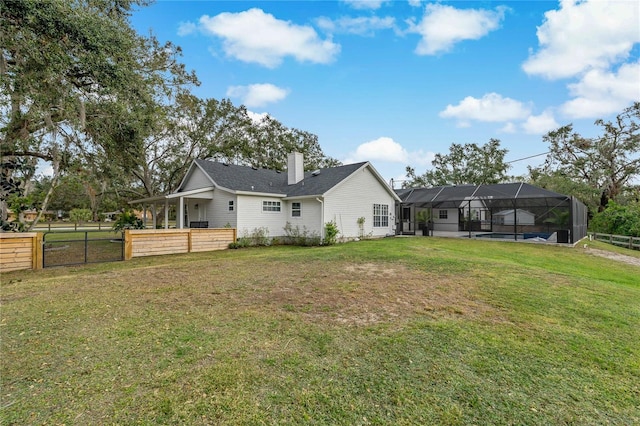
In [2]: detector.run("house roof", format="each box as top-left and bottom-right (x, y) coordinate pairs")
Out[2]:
(191, 159), (384, 198)
(396, 182), (572, 208)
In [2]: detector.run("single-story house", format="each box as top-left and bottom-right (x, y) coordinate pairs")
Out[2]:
(130, 153), (400, 240)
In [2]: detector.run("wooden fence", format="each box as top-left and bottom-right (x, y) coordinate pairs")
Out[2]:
(125, 228), (236, 260)
(590, 232), (640, 251)
(0, 233), (42, 272)
(0, 228), (236, 272)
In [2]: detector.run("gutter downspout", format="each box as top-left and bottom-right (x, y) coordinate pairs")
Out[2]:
(316, 197), (324, 241)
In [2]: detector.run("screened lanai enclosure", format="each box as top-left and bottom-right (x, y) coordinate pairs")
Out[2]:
(395, 183), (588, 244)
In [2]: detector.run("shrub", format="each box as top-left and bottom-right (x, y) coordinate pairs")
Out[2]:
(112, 211), (144, 232)
(323, 220), (339, 245)
(233, 228), (270, 248)
(283, 222), (321, 246)
(357, 217), (365, 238)
(590, 201), (640, 237)
(251, 227), (270, 246)
(69, 208), (92, 225)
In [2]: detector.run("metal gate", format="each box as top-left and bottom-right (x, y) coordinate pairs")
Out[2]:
(43, 230), (124, 268)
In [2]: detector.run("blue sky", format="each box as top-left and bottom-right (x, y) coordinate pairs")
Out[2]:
(130, 0), (640, 185)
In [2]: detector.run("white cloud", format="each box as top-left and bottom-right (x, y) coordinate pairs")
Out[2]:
(177, 21), (197, 36)
(409, 4), (507, 55)
(199, 8), (340, 68)
(352, 137), (409, 163)
(344, 137), (434, 166)
(500, 122), (517, 133)
(342, 0), (387, 10)
(408, 0), (421, 7)
(226, 83), (290, 108)
(439, 93), (531, 123)
(316, 16), (396, 36)
(521, 110), (559, 134)
(246, 111), (270, 124)
(560, 61), (640, 118)
(523, 0), (640, 79)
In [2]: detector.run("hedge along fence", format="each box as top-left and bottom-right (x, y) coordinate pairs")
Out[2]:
(0, 233), (43, 272)
(124, 228), (236, 260)
(0, 228), (236, 272)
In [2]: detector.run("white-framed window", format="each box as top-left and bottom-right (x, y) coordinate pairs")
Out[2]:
(228, 200), (234, 212)
(262, 201), (281, 212)
(373, 203), (389, 227)
(291, 202), (301, 217)
(439, 210), (448, 219)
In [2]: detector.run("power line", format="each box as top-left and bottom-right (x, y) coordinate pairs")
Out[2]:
(506, 151), (550, 164)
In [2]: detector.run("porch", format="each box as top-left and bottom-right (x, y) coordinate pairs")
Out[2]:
(128, 187), (215, 229)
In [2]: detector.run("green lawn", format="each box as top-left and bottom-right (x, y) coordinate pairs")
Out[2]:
(2, 237), (639, 425)
(41, 230), (124, 267)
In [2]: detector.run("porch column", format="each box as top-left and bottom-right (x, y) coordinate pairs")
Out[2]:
(164, 199), (169, 229)
(178, 196), (184, 229)
(468, 200), (472, 239)
(151, 204), (157, 229)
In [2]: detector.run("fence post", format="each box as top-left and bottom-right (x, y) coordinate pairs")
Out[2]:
(33, 232), (43, 270)
(124, 230), (133, 260)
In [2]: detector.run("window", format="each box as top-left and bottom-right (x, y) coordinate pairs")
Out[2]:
(373, 204), (389, 227)
(262, 201), (281, 212)
(439, 210), (448, 219)
(291, 202), (301, 217)
(228, 200), (234, 212)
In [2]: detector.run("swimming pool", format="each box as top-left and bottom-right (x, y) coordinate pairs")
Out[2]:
(475, 232), (551, 240)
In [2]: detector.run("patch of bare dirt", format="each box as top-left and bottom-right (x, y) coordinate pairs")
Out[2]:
(219, 260), (499, 326)
(585, 248), (640, 267)
(23, 258), (501, 328)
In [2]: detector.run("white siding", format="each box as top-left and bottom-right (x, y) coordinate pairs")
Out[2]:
(433, 208), (459, 232)
(181, 167), (211, 191)
(208, 191), (237, 228)
(324, 166), (396, 239)
(236, 195), (288, 238)
(285, 199), (322, 237)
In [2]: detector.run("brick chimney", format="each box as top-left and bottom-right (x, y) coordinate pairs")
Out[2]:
(287, 152), (304, 185)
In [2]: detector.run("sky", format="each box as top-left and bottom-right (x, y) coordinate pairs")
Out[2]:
(130, 0), (640, 186)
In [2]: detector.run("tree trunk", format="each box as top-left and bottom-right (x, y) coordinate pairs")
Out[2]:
(27, 144), (63, 231)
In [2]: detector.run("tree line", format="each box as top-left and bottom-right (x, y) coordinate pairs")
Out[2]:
(1, 1), (638, 236)
(1, 0), (339, 230)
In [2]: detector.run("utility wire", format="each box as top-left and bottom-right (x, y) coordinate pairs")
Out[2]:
(506, 151), (550, 164)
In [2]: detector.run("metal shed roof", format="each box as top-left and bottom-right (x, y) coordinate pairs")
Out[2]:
(396, 183), (571, 208)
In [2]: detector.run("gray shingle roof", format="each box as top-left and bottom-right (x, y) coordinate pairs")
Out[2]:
(191, 159), (368, 197)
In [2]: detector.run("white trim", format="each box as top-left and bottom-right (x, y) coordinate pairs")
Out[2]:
(128, 186), (216, 205)
(167, 187), (215, 199)
(282, 194), (323, 200)
(128, 194), (171, 204)
(291, 201), (302, 218)
(236, 190), (287, 197)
